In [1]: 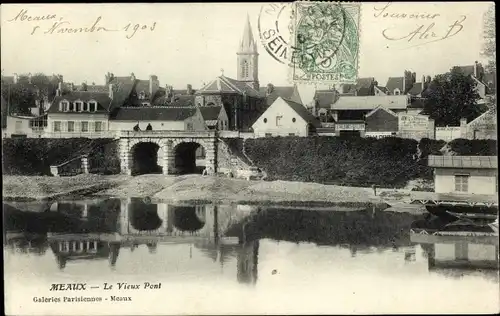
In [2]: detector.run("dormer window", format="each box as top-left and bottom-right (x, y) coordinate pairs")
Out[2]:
(139, 91), (146, 100)
(82, 102), (89, 112)
(74, 101), (83, 112)
(68, 102), (75, 112)
(88, 100), (97, 112)
(60, 100), (69, 112)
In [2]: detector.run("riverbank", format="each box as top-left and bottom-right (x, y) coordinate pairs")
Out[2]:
(3, 174), (426, 213)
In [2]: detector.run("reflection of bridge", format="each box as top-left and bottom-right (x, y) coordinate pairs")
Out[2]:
(118, 131), (218, 175)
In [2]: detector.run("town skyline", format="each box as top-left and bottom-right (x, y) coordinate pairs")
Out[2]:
(1, 2), (492, 103)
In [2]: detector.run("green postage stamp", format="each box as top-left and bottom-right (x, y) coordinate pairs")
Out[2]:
(289, 1), (361, 84)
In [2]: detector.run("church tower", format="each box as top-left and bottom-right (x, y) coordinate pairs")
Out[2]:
(237, 14), (259, 91)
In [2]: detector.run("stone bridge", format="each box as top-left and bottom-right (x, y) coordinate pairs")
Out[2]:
(118, 130), (218, 175)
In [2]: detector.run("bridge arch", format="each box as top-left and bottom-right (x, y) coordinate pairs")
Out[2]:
(171, 139), (210, 175)
(119, 134), (217, 176)
(128, 139), (166, 175)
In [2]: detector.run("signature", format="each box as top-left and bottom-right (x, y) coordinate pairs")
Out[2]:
(7, 9), (156, 39)
(382, 16), (466, 48)
(374, 3), (466, 48)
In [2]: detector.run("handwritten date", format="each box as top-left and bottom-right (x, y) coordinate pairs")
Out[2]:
(8, 9), (156, 39)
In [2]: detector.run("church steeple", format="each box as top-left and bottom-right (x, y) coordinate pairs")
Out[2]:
(237, 14), (259, 91)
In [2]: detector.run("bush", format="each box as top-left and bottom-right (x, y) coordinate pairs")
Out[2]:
(2, 138), (120, 176)
(448, 138), (497, 156)
(243, 136), (425, 188)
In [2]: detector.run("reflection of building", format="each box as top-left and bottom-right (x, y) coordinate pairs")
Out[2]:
(48, 234), (121, 270)
(411, 232), (499, 271)
(4, 232), (49, 255)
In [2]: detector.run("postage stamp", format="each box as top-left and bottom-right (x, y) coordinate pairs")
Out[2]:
(289, 1), (361, 84)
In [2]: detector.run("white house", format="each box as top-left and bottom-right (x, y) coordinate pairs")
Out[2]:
(108, 106), (207, 132)
(251, 97), (321, 137)
(429, 155), (498, 195)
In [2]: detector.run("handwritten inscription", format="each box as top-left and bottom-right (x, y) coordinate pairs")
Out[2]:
(374, 2), (466, 48)
(7, 9), (156, 39)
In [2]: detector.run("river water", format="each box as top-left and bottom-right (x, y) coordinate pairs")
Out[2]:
(3, 197), (499, 315)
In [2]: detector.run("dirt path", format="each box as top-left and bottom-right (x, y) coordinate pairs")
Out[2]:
(3, 174), (426, 213)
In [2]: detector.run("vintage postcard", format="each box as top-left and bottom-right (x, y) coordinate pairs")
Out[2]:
(1, 2), (498, 315)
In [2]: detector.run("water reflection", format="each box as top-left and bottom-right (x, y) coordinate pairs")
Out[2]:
(410, 214), (499, 281)
(3, 199), (498, 286)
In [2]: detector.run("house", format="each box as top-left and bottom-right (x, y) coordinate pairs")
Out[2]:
(199, 106), (229, 130)
(330, 95), (409, 137)
(455, 61), (495, 101)
(429, 155), (498, 195)
(47, 82), (115, 137)
(310, 89), (339, 121)
(385, 70), (417, 95)
(259, 84), (303, 107)
(340, 77), (377, 96)
(108, 106), (206, 132)
(364, 106), (399, 137)
(251, 97), (321, 137)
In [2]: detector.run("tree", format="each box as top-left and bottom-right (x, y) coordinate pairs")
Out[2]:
(423, 67), (483, 126)
(482, 4), (496, 72)
(1, 73), (59, 115)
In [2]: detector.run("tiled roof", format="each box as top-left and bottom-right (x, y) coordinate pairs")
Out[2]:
(331, 95), (409, 110)
(48, 92), (112, 113)
(260, 86), (302, 106)
(313, 90), (339, 109)
(428, 155), (497, 169)
(408, 82), (423, 96)
(197, 76), (262, 98)
(109, 107), (198, 121)
(199, 106), (223, 121)
(282, 98), (321, 128)
(1, 76), (15, 84)
(386, 77), (404, 94)
(376, 86), (389, 94)
(365, 106), (397, 118)
(455, 66), (475, 77)
(153, 95), (195, 107)
(108, 80), (135, 111)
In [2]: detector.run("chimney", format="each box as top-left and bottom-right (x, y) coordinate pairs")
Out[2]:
(131, 73), (136, 81)
(474, 61), (478, 77)
(187, 84), (193, 95)
(27, 73), (32, 84)
(56, 82), (62, 96)
(13, 73), (18, 84)
(109, 84), (114, 99)
(402, 71), (406, 94)
(69, 83), (75, 91)
(149, 75), (158, 96)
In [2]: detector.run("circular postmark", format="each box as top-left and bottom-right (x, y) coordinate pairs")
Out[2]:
(258, 3), (293, 64)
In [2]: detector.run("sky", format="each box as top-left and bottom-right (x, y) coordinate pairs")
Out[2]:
(0, 2), (493, 104)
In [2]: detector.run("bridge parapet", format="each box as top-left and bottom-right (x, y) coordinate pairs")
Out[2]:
(119, 130), (217, 138)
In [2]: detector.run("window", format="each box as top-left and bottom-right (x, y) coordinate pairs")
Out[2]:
(289, 133), (295, 136)
(94, 121), (102, 132)
(15, 121), (22, 132)
(82, 102), (89, 112)
(75, 101), (83, 112)
(68, 102), (74, 112)
(265, 133), (272, 137)
(67, 121), (75, 132)
(276, 116), (283, 126)
(60, 101), (69, 112)
(54, 121), (61, 132)
(187, 123), (193, 131)
(455, 175), (469, 192)
(241, 60), (249, 78)
(139, 91), (146, 100)
(263, 118), (267, 123)
(81, 121), (89, 132)
(88, 101), (97, 112)
(292, 118), (296, 123)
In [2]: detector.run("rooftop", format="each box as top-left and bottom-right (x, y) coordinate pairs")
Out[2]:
(428, 155), (498, 169)
(109, 107), (198, 121)
(331, 95), (409, 110)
